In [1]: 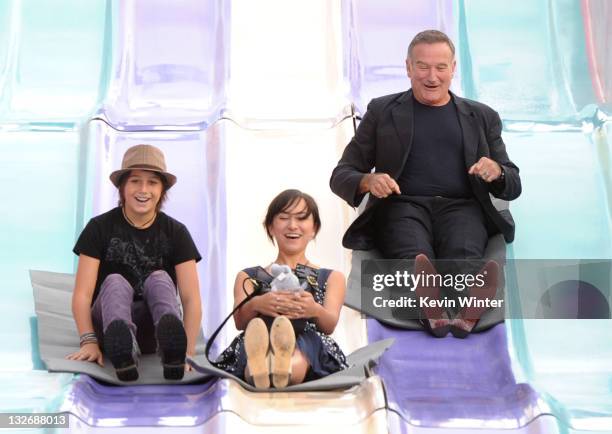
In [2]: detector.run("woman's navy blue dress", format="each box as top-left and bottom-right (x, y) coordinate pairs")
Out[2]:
(214, 264), (348, 381)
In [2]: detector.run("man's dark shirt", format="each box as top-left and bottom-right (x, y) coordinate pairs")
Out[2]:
(398, 97), (472, 198)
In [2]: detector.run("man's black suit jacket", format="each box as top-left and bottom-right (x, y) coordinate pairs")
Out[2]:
(330, 90), (522, 251)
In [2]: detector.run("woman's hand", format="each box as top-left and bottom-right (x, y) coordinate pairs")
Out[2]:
(66, 342), (104, 366)
(283, 291), (321, 319)
(275, 291), (308, 317)
(253, 291), (296, 317)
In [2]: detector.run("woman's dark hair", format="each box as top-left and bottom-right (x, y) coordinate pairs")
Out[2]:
(117, 170), (169, 212)
(264, 189), (321, 243)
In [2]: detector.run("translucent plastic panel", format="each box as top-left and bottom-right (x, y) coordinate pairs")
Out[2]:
(508, 131), (611, 259)
(0, 131), (80, 370)
(0, 372), (73, 413)
(369, 321), (546, 430)
(59, 375), (219, 427)
(58, 376), (385, 430)
(458, 0), (596, 122)
(386, 411), (564, 434)
(224, 121), (354, 271)
(99, 0), (229, 130)
(593, 123), (612, 230)
(227, 0), (349, 125)
(342, 0), (457, 114)
(0, 0), (108, 126)
(508, 317), (612, 431)
(582, 0), (612, 110)
(82, 121), (226, 348)
(506, 130), (611, 430)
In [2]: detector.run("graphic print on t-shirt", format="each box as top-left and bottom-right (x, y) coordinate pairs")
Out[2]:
(105, 231), (171, 295)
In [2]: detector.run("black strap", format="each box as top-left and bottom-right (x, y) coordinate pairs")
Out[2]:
(316, 268), (332, 289)
(205, 274), (265, 366)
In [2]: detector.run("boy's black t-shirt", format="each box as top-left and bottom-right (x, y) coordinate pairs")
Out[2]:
(73, 207), (202, 303)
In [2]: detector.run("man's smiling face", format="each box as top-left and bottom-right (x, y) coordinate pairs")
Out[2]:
(406, 42), (456, 106)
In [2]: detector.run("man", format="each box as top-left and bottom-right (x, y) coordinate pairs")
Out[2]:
(330, 30), (521, 337)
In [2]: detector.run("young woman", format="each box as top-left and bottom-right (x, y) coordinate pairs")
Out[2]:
(66, 144), (202, 381)
(215, 189), (348, 388)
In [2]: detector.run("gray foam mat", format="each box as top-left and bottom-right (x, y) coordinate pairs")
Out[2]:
(188, 337), (394, 392)
(345, 233), (507, 332)
(31, 269), (393, 390)
(30, 270), (212, 385)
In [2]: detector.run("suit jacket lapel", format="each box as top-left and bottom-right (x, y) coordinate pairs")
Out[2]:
(453, 93), (490, 197)
(453, 93), (479, 169)
(390, 91), (414, 178)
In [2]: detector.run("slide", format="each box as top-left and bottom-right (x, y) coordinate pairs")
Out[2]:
(0, 1), (610, 433)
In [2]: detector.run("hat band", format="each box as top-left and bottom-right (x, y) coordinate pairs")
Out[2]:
(125, 164), (165, 172)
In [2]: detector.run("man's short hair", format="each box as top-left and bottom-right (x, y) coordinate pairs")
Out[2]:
(407, 29), (455, 59)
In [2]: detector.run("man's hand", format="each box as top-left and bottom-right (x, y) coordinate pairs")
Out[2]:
(468, 157), (502, 183)
(360, 173), (401, 198)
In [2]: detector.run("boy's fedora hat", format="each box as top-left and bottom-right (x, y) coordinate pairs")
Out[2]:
(109, 144), (177, 188)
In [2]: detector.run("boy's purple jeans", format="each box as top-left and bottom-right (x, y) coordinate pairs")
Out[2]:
(91, 270), (182, 354)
